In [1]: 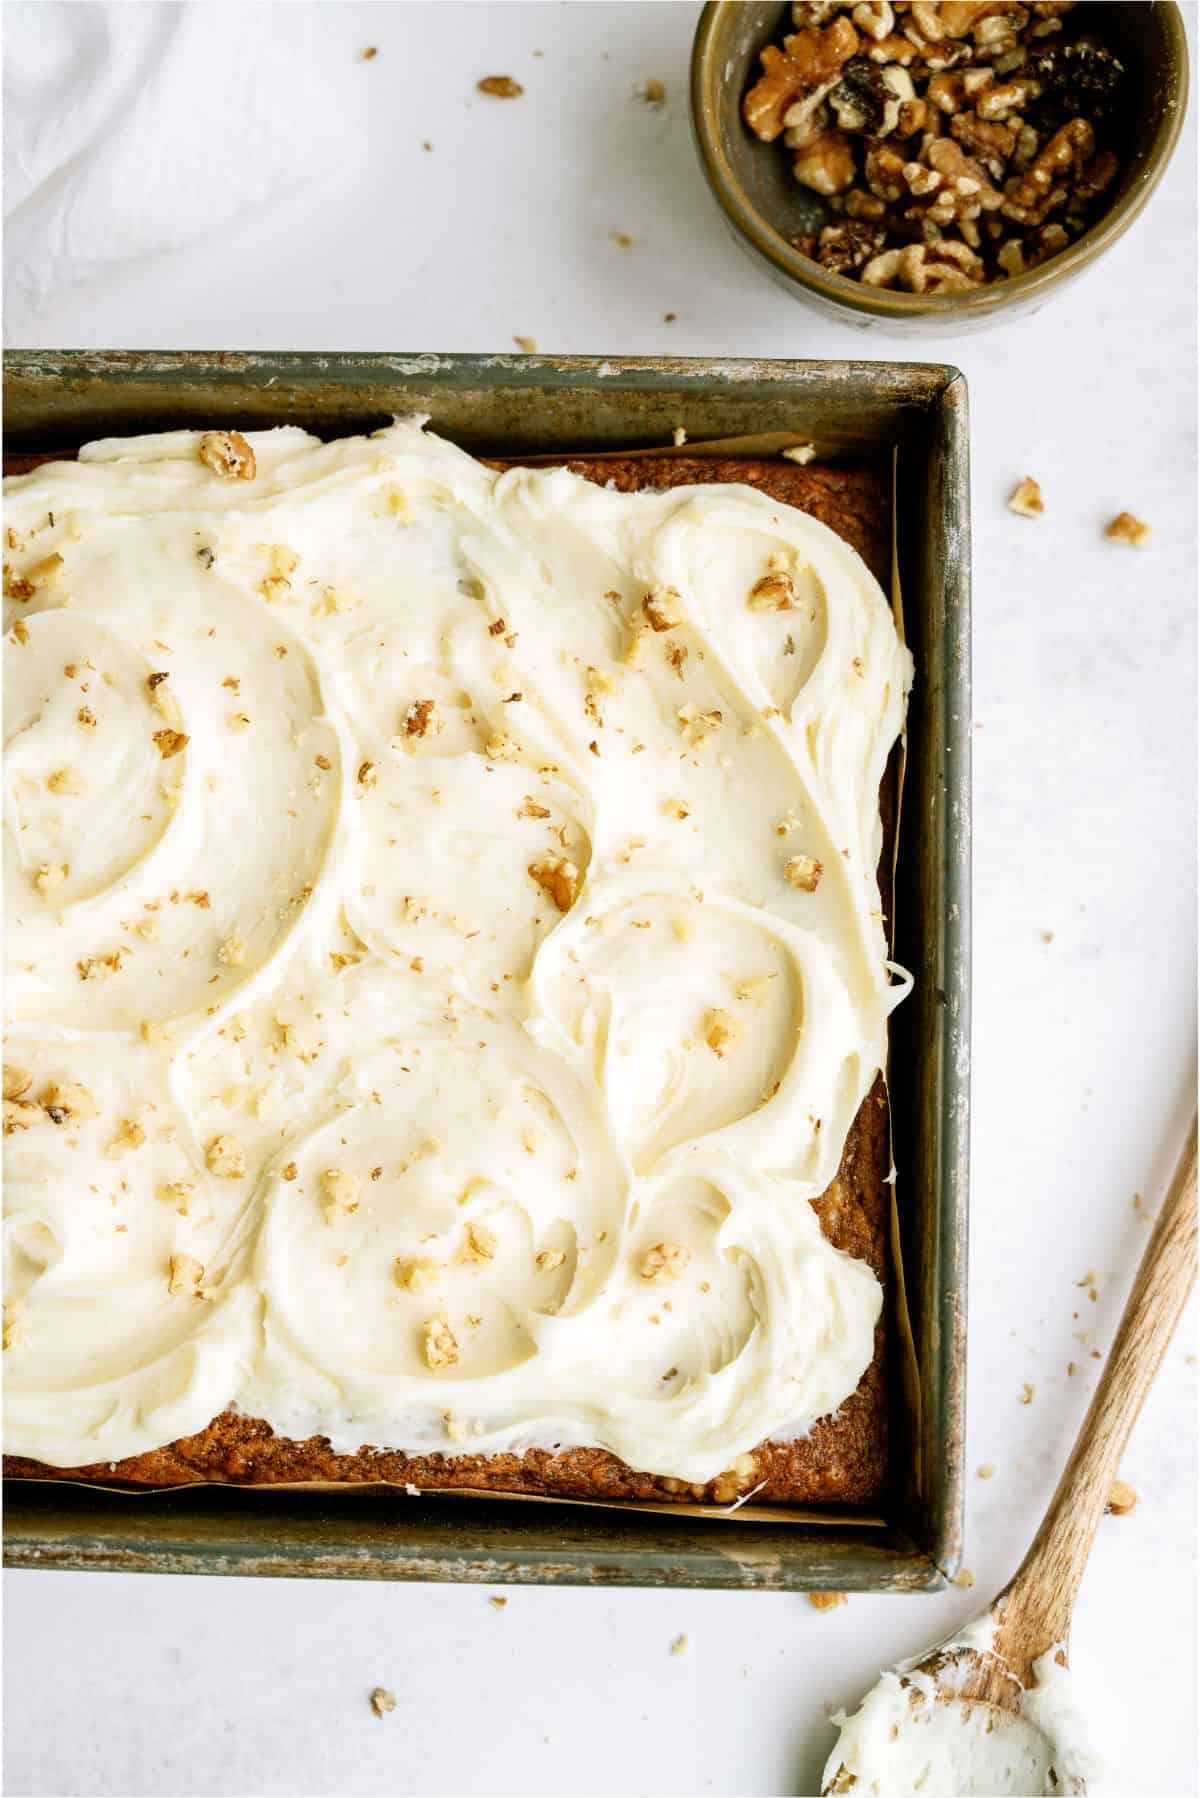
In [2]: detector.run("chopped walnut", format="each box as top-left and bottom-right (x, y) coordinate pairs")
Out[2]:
(478, 75), (523, 97)
(217, 934), (247, 967)
(749, 571), (798, 611)
(198, 431), (256, 480)
(743, 16), (860, 142)
(396, 1257), (441, 1292)
(1106, 511), (1152, 547)
(158, 1181), (195, 1216)
(1008, 476), (1045, 518)
(528, 855), (580, 913)
(458, 1221), (497, 1264)
(483, 732), (519, 762)
(369, 1687), (397, 1719)
(704, 1009), (744, 1058)
(785, 853), (824, 891)
(808, 1591), (848, 1611)
(42, 1081), (99, 1125)
(46, 767), (84, 796)
(321, 1166), (361, 1222)
(152, 728), (189, 759)
(536, 1248), (567, 1273)
(76, 705), (98, 730)
(2, 1304), (26, 1351)
(77, 951), (123, 982)
(107, 1118), (147, 1157)
(423, 1314), (459, 1368)
(403, 699), (440, 737)
(357, 760), (378, 790)
(643, 586), (685, 632)
(34, 863), (69, 896)
(641, 1242), (691, 1281)
(167, 1253), (205, 1297)
(3, 1066), (33, 1102)
(1106, 1478), (1138, 1515)
(3, 1099), (44, 1135)
(206, 1134), (247, 1179)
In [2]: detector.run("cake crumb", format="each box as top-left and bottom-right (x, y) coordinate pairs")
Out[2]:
(977, 1463), (996, 1480)
(808, 1592), (847, 1611)
(478, 75), (523, 98)
(782, 443), (816, 465)
(670, 1633), (690, 1655)
(953, 1568), (975, 1589)
(513, 335), (538, 354)
(1008, 477), (1044, 519)
(1042, 930), (1055, 943)
(673, 426), (687, 447)
(369, 1686), (396, 1718)
(489, 1595), (508, 1610)
(643, 78), (666, 105)
(1105, 512), (1152, 547)
(1107, 1479), (1138, 1515)
(1019, 1382), (1035, 1405)
(360, 46), (378, 60)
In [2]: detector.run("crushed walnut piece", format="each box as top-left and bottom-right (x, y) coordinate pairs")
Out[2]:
(641, 1242), (691, 1281)
(704, 1008), (744, 1058)
(152, 728), (189, 759)
(46, 767), (84, 796)
(746, 3), (1127, 291)
(458, 1220), (497, 1264)
(217, 934), (247, 967)
(403, 699), (440, 737)
(321, 1167), (361, 1222)
(536, 1248), (567, 1273)
(423, 1314), (459, 1368)
(43, 1081), (99, 1124)
(34, 863), (69, 896)
(478, 75), (523, 98)
(206, 1134), (247, 1179)
(4, 1098), (44, 1135)
(369, 1687), (397, 1719)
(1008, 476), (1045, 518)
(158, 1181), (195, 1216)
(528, 855), (580, 913)
(3, 1066), (33, 1103)
(167, 1253), (206, 1297)
(107, 1117), (147, 1157)
(749, 571), (798, 612)
(396, 1257), (441, 1292)
(643, 586), (685, 632)
(198, 431), (256, 480)
(785, 853), (824, 891)
(1105, 511), (1152, 547)
(1106, 1478), (1138, 1515)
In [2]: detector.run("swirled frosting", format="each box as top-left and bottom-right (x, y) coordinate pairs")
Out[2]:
(2, 420), (911, 1478)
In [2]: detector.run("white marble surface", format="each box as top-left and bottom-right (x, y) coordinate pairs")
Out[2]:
(3, 5), (1197, 1795)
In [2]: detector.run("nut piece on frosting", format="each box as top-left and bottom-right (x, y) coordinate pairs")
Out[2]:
(198, 431), (257, 481)
(205, 1134), (247, 1179)
(423, 1314), (459, 1368)
(748, 571), (799, 611)
(43, 1081), (99, 1125)
(785, 853), (824, 892)
(321, 1166), (362, 1223)
(152, 728), (190, 759)
(642, 586), (685, 632)
(528, 855), (580, 913)
(1008, 477), (1045, 519)
(704, 1008), (744, 1058)
(641, 1242), (691, 1281)
(167, 1253), (206, 1297)
(3, 1066), (33, 1102)
(1105, 511), (1152, 547)
(3, 1098), (44, 1135)
(396, 1257), (441, 1292)
(158, 1181), (195, 1216)
(403, 699), (440, 737)
(457, 1221), (497, 1264)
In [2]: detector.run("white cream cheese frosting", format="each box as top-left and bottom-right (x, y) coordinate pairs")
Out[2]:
(2, 419), (911, 1476)
(822, 1615), (1097, 1796)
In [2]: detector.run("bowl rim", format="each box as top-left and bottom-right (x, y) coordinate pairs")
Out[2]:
(690, 0), (1190, 320)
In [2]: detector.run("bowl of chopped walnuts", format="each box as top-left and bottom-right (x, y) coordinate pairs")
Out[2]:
(690, 1), (1188, 328)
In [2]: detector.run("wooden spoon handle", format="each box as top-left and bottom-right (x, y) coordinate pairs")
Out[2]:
(997, 1117), (1198, 1661)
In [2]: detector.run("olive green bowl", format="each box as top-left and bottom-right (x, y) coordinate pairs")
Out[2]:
(690, 1), (1189, 331)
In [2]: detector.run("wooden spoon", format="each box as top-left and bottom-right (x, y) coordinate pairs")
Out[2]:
(825, 1116), (1197, 1795)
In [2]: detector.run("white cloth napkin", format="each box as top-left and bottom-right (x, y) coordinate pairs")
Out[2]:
(4, 1), (365, 312)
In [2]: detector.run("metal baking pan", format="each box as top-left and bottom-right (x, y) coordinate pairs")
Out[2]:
(2, 351), (970, 1592)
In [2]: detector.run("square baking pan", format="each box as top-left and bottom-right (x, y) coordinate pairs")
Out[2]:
(2, 351), (970, 1592)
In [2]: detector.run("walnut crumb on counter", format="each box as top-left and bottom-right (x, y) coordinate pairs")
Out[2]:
(1105, 511), (1152, 547)
(478, 75), (523, 97)
(369, 1687), (397, 1718)
(1008, 477), (1045, 519)
(808, 1592), (847, 1612)
(1107, 1479), (1138, 1515)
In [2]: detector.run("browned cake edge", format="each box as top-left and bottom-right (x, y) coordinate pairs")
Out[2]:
(3, 451), (894, 1506)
